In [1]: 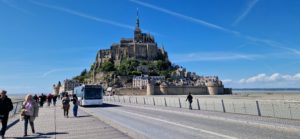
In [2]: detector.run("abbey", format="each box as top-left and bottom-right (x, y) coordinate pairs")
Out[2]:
(95, 11), (167, 67)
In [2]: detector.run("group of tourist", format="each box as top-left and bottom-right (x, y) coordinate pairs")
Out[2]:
(32, 93), (58, 107)
(0, 89), (80, 138)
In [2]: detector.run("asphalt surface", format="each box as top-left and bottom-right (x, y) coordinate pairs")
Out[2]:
(5, 103), (131, 139)
(82, 103), (300, 139)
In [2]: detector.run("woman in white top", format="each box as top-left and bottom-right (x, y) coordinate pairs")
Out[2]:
(22, 94), (39, 137)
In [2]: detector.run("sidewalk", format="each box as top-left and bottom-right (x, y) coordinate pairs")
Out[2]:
(5, 103), (131, 139)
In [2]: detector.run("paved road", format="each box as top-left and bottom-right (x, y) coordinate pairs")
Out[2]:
(5, 104), (131, 139)
(82, 103), (300, 139)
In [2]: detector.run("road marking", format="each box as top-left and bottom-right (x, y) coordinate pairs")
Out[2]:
(108, 102), (300, 133)
(109, 108), (237, 139)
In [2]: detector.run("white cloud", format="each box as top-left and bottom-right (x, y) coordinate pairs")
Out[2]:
(232, 0), (259, 26)
(170, 52), (261, 63)
(239, 73), (300, 84)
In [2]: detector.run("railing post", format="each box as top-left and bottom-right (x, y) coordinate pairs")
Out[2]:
(14, 102), (19, 115)
(153, 97), (155, 106)
(289, 103), (293, 119)
(221, 99), (226, 113)
(178, 98), (182, 108)
(164, 98), (167, 107)
(256, 100), (261, 116)
(197, 98), (200, 110)
(272, 103), (275, 117)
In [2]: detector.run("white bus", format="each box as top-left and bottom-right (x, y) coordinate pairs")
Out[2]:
(74, 85), (103, 106)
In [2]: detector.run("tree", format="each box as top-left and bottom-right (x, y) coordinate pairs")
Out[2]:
(100, 61), (115, 72)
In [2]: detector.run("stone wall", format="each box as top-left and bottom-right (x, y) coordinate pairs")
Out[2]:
(153, 86), (209, 95)
(116, 88), (147, 96)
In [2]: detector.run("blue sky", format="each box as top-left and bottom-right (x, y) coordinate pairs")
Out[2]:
(1, 0), (300, 94)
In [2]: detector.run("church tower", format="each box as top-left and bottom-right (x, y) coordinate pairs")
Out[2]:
(134, 8), (142, 42)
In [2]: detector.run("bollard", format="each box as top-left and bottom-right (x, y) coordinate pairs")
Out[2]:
(256, 101), (261, 116)
(143, 97), (146, 105)
(136, 97), (138, 104)
(221, 99), (226, 113)
(178, 98), (182, 108)
(164, 98), (167, 107)
(129, 97), (131, 104)
(118, 96), (120, 102)
(153, 97), (156, 106)
(197, 99), (200, 110)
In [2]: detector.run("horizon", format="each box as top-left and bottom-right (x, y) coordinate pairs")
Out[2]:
(1, 0), (300, 94)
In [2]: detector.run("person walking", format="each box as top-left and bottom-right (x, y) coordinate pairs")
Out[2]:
(47, 94), (53, 107)
(62, 94), (70, 118)
(186, 92), (193, 110)
(71, 94), (79, 117)
(52, 95), (57, 106)
(33, 94), (39, 103)
(0, 90), (13, 139)
(22, 94), (39, 137)
(39, 93), (46, 107)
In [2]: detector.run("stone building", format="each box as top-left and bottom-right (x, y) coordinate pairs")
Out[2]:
(94, 11), (168, 68)
(133, 75), (165, 89)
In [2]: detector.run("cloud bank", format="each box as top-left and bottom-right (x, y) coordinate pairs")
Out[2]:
(224, 73), (300, 88)
(239, 73), (300, 83)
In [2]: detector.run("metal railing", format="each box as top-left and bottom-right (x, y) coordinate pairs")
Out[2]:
(104, 96), (300, 120)
(9, 101), (24, 118)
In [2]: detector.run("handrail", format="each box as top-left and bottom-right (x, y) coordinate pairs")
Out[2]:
(9, 100), (24, 118)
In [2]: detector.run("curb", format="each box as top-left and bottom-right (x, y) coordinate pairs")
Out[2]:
(79, 107), (149, 139)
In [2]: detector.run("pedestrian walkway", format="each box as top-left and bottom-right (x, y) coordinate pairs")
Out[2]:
(5, 104), (131, 139)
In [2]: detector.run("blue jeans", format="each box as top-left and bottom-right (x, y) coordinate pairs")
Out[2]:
(24, 115), (34, 135)
(73, 105), (78, 117)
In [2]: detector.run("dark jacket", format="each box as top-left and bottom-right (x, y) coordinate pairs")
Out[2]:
(186, 95), (193, 103)
(0, 96), (13, 116)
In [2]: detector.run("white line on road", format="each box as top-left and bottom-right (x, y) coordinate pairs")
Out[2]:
(109, 108), (238, 139)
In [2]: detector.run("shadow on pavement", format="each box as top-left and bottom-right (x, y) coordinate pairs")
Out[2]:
(76, 114), (93, 118)
(82, 103), (121, 108)
(7, 131), (68, 139)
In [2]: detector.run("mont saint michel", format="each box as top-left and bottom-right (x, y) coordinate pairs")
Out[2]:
(53, 12), (230, 96)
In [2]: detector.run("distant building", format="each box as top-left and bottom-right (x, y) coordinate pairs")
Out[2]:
(56, 79), (81, 95)
(133, 75), (165, 89)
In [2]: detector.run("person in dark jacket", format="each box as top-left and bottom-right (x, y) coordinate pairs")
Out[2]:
(0, 90), (13, 138)
(71, 94), (79, 117)
(52, 95), (57, 106)
(186, 92), (193, 110)
(33, 94), (39, 103)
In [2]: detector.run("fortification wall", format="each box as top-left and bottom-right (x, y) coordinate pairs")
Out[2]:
(116, 88), (147, 96)
(155, 86), (209, 95)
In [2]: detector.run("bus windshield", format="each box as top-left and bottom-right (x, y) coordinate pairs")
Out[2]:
(84, 88), (102, 99)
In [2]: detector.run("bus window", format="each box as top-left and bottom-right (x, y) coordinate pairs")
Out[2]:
(84, 88), (102, 99)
